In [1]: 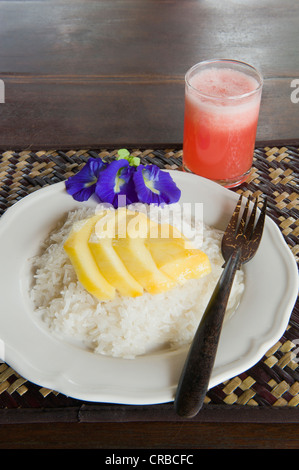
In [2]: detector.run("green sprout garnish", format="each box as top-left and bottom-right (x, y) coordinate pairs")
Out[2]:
(116, 149), (141, 167)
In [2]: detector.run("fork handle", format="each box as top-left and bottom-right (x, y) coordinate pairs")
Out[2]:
(174, 249), (241, 418)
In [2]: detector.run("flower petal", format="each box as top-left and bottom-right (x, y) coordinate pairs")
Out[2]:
(65, 158), (106, 201)
(133, 165), (181, 205)
(95, 159), (138, 208)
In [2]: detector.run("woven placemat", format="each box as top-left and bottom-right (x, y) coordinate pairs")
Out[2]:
(0, 146), (298, 421)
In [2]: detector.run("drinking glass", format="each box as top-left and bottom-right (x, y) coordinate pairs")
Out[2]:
(183, 59), (263, 188)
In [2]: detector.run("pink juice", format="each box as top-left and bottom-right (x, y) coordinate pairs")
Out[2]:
(183, 64), (262, 187)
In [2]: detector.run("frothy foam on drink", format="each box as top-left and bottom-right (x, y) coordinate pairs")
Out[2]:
(189, 67), (259, 98)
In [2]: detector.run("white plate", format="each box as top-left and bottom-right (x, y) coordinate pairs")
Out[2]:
(0, 172), (297, 405)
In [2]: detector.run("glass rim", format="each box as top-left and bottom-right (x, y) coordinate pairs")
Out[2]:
(185, 59), (264, 101)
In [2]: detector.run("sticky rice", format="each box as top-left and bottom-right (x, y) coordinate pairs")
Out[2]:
(30, 203), (244, 358)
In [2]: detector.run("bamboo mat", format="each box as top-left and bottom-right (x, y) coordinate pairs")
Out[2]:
(0, 146), (298, 422)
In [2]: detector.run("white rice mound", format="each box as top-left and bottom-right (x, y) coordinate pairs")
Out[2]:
(30, 203), (245, 359)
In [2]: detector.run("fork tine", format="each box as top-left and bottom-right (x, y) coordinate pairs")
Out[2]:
(240, 197), (268, 265)
(236, 196), (251, 237)
(244, 197), (258, 239)
(226, 194), (243, 234)
(221, 195), (243, 265)
(250, 197), (267, 244)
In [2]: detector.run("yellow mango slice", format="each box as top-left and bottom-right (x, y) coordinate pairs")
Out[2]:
(88, 212), (143, 297)
(112, 211), (176, 294)
(113, 237), (176, 294)
(124, 211), (211, 284)
(64, 214), (115, 300)
(146, 239), (211, 284)
(141, 216), (211, 284)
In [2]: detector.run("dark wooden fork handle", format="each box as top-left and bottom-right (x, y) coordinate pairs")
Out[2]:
(174, 249), (241, 418)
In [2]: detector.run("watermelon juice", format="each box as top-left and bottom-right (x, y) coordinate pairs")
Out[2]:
(183, 60), (263, 187)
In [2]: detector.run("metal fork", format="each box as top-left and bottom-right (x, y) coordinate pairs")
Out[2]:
(174, 194), (267, 418)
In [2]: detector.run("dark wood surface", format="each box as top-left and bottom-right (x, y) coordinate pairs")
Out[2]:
(1, 421), (299, 450)
(0, 0), (299, 149)
(0, 0), (299, 450)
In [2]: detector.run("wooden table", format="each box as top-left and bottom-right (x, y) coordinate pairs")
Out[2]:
(0, 0), (298, 450)
(0, 0), (299, 150)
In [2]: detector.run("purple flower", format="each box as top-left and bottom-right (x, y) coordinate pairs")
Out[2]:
(65, 151), (182, 208)
(95, 159), (138, 208)
(133, 165), (181, 205)
(65, 158), (106, 201)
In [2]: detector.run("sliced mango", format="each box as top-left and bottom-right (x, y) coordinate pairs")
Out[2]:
(146, 238), (211, 284)
(89, 230), (143, 298)
(124, 211), (211, 284)
(139, 215), (211, 284)
(108, 210), (173, 294)
(63, 214), (115, 300)
(113, 236), (176, 295)
(64, 208), (211, 300)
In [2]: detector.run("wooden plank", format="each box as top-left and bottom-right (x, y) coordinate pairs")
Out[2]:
(1, 421), (299, 449)
(0, 74), (298, 149)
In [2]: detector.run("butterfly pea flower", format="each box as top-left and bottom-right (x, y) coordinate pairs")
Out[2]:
(65, 157), (106, 201)
(65, 150), (181, 208)
(133, 164), (181, 205)
(95, 159), (138, 208)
